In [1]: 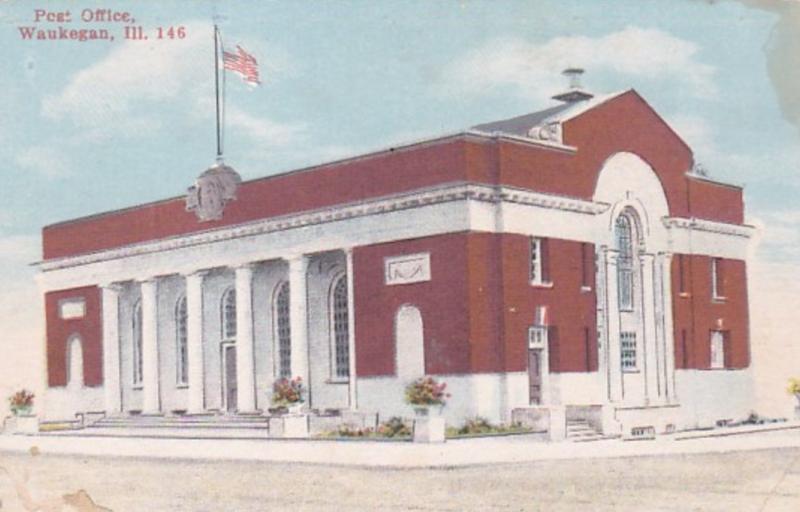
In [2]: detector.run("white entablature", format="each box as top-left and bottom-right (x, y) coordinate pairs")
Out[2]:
(36, 175), (753, 293)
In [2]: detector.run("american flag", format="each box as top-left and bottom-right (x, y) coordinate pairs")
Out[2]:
(223, 45), (260, 85)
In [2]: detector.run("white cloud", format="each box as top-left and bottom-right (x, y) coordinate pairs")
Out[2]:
(442, 26), (716, 102)
(41, 20), (212, 135)
(14, 146), (72, 179)
(225, 104), (305, 147)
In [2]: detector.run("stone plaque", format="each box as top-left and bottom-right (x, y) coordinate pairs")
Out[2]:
(384, 253), (431, 285)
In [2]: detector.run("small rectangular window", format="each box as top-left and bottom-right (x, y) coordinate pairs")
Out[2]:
(711, 258), (725, 300)
(530, 237), (542, 284)
(681, 329), (689, 369)
(620, 331), (637, 371)
(528, 325), (548, 349)
(710, 330), (725, 369)
(581, 243), (593, 289)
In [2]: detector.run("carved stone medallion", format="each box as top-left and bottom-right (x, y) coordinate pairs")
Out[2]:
(186, 162), (242, 222)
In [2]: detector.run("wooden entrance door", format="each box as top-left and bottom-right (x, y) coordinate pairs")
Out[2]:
(528, 349), (542, 405)
(223, 344), (237, 412)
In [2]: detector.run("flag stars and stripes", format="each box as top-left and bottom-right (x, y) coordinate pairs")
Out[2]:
(223, 45), (260, 85)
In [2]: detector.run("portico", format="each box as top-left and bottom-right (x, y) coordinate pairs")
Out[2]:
(99, 250), (356, 417)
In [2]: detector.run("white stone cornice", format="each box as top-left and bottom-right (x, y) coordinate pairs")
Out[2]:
(663, 217), (754, 239)
(36, 182), (608, 273)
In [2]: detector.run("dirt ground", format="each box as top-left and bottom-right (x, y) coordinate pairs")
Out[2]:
(0, 446), (798, 511)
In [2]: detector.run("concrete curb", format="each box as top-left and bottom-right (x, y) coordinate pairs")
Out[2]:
(2, 426), (800, 468)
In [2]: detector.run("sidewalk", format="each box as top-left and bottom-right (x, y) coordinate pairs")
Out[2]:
(2, 422), (800, 468)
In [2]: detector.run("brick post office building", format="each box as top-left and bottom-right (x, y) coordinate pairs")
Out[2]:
(37, 83), (754, 437)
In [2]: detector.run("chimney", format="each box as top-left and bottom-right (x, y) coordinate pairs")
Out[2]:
(551, 68), (594, 103)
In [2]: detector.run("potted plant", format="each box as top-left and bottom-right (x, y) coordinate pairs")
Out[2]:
(405, 377), (450, 443)
(4, 389), (38, 434)
(8, 389), (34, 416)
(404, 376), (449, 415)
(271, 376), (305, 413)
(269, 377), (308, 438)
(787, 378), (800, 406)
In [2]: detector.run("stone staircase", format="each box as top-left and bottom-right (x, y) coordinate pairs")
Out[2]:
(566, 419), (605, 442)
(45, 413), (271, 439)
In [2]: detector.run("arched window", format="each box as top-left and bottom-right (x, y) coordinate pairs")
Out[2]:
(132, 300), (143, 385)
(615, 213), (635, 311)
(221, 287), (236, 341)
(66, 335), (84, 388)
(274, 281), (291, 379)
(175, 296), (188, 386)
(331, 275), (350, 379)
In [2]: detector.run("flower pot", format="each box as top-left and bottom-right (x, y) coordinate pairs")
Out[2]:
(11, 406), (32, 417)
(413, 404), (442, 418)
(287, 402), (305, 415)
(4, 414), (38, 434)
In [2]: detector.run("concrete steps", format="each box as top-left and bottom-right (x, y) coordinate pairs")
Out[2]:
(40, 413), (273, 439)
(566, 419), (605, 442)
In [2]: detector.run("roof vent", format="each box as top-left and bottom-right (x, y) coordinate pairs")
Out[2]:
(551, 68), (594, 103)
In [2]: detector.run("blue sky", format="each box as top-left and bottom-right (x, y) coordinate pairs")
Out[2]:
(1, 0), (799, 402)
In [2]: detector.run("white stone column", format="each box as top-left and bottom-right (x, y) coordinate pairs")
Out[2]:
(235, 264), (257, 413)
(596, 247), (610, 403)
(606, 253), (623, 403)
(288, 255), (310, 389)
(640, 253), (660, 404)
(101, 283), (122, 415)
(661, 253), (678, 402)
(185, 270), (208, 414)
(345, 249), (357, 409)
(140, 279), (161, 415)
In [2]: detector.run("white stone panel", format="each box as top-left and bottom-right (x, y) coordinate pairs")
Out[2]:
(395, 305), (425, 380)
(675, 368), (754, 429)
(42, 386), (103, 422)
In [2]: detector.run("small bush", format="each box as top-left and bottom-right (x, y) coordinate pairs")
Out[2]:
(446, 416), (533, 438)
(376, 417), (412, 438)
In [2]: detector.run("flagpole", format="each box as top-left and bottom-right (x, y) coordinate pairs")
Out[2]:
(214, 24), (222, 162)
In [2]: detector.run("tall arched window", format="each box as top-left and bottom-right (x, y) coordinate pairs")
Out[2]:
(221, 287), (236, 341)
(175, 296), (188, 386)
(615, 213), (635, 311)
(66, 334), (84, 388)
(274, 281), (291, 379)
(132, 300), (143, 385)
(331, 275), (350, 379)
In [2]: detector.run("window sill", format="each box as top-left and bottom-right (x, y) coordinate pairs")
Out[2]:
(132, 385), (143, 390)
(679, 292), (691, 298)
(175, 384), (189, 390)
(580, 285), (592, 293)
(530, 281), (554, 289)
(712, 296), (727, 304)
(326, 378), (350, 385)
(622, 369), (640, 374)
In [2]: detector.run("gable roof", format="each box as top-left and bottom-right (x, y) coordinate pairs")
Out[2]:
(470, 90), (630, 138)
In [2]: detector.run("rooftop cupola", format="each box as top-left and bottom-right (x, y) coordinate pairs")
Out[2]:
(551, 68), (594, 103)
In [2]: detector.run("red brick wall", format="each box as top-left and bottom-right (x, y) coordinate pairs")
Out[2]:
(353, 232), (598, 377)
(42, 92), (746, 262)
(672, 255), (750, 370)
(353, 233), (471, 376)
(43, 138), (489, 260)
(498, 235), (598, 374)
(45, 286), (103, 387)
